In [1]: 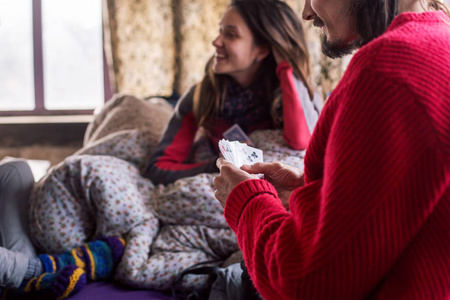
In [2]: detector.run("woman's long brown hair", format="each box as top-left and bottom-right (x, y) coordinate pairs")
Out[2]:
(193, 0), (313, 130)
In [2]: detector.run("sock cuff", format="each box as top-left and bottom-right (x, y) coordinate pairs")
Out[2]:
(23, 257), (44, 280)
(81, 236), (125, 281)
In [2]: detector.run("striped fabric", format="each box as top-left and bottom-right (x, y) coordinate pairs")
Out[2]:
(224, 11), (450, 300)
(52, 266), (86, 300)
(9, 237), (125, 299)
(16, 265), (86, 299)
(39, 236), (125, 281)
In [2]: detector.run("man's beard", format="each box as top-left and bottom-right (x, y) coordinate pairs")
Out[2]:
(313, 16), (357, 59)
(321, 35), (356, 59)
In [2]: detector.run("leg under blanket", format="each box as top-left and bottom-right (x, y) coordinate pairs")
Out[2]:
(28, 129), (304, 291)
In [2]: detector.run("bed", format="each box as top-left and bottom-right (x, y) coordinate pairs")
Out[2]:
(24, 94), (305, 299)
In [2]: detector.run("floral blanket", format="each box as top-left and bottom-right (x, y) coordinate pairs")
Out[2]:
(28, 95), (305, 291)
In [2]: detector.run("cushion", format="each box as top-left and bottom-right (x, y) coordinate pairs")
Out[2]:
(84, 94), (173, 147)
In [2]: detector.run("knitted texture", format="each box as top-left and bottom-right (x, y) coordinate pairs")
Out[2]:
(39, 236), (125, 280)
(52, 265), (86, 300)
(81, 237), (125, 280)
(39, 248), (85, 273)
(224, 11), (450, 300)
(99, 236), (126, 265)
(12, 265), (86, 300)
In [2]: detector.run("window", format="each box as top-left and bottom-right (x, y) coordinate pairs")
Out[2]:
(0, 0), (110, 116)
(0, 1), (34, 111)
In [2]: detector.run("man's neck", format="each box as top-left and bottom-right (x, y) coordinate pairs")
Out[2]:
(399, 0), (428, 13)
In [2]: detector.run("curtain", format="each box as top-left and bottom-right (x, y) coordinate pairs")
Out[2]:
(105, 0), (351, 101)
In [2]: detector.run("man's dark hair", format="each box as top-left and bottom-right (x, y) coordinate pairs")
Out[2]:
(351, 0), (399, 47)
(352, 0), (450, 47)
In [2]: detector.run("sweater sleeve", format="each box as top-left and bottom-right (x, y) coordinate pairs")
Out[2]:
(145, 86), (218, 185)
(224, 68), (448, 299)
(277, 61), (321, 150)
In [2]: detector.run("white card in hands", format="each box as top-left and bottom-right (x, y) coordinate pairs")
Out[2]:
(219, 140), (236, 165)
(219, 139), (263, 168)
(236, 142), (263, 167)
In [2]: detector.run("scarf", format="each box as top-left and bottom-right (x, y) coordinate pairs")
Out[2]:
(218, 79), (272, 131)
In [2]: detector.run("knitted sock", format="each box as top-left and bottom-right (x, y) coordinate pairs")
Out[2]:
(38, 236), (125, 281)
(13, 265), (86, 300)
(0, 258), (44, 300)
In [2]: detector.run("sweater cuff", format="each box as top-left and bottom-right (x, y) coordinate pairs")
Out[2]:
(224, 179), (278, 231)
(276, 61), (292, 77)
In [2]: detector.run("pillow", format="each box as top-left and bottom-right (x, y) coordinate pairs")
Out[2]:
(84, 94), (173, 147)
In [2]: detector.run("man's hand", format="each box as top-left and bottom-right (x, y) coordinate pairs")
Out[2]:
(241, 162), (304, 208)
(213, 158), (258, 207)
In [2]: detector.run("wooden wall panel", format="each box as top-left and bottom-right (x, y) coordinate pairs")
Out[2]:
(175, 0), (229, 94)
(108, 0), (175, 98)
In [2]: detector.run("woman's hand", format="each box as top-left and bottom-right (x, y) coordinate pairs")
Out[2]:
(214, 158), (258, 207)
(241, 162), (304, 208)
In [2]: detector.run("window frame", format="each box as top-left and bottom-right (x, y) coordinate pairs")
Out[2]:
(0, 0), (112, 117)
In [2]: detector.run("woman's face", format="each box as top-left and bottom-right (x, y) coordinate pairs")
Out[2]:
(212, 6), (269, 87)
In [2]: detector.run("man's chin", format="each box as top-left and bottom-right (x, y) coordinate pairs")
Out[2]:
(321, 35), (356, 59)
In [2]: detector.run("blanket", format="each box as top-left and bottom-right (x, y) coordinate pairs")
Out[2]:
(28, 95), (305, 291)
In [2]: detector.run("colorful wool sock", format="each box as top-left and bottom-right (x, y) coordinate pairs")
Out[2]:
(13, 265), (86, 300)
(38, 236), (125, 281)
(51, 265), (86, 299)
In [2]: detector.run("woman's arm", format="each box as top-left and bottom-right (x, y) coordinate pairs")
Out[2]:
(277, 61), (321, 150)
(145, 86), (218, 185)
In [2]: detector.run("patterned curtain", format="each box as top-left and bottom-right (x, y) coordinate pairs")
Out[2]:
(105, 0), (352, 101)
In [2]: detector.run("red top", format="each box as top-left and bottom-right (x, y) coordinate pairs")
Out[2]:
(225, 11), (450, 299)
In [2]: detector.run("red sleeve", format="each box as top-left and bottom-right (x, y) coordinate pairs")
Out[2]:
(224, 68), (449, 299)
(145, 87), (218, 185)
(277, 61), (312, 150)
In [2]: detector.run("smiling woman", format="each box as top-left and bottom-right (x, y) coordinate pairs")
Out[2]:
(145, 0), (322, 186)
(0, 0), (110, 116)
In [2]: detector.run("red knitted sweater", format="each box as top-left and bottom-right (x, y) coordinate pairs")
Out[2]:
(225, 11), (450, 299)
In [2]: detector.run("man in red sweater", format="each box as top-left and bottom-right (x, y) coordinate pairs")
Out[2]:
(213, 0), (450, 299)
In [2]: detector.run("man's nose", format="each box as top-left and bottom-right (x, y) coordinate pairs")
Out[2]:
(302, 0), (316, 21)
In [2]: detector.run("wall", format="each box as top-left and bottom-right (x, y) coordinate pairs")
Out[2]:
(0, 122), (86, 166)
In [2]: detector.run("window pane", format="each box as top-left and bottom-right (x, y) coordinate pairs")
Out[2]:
(0, 1), (35, 111)
(42, 0), (103, 110)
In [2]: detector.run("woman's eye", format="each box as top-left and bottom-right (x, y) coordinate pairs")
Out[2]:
(225, 32), (236, 38)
